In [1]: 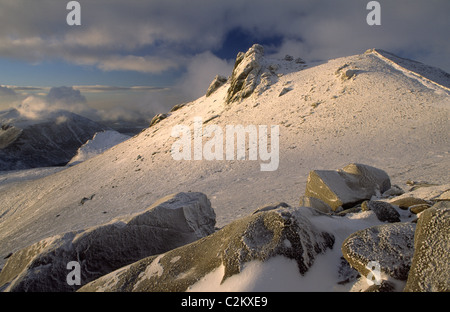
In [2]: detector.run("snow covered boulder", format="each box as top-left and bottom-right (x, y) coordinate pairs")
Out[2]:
(342, 222), (416, 282)
(304, 163), (391, 211)
(78, 207), (335, 292)
(0, 192), (215, 292)
(404, 201), (450, 292)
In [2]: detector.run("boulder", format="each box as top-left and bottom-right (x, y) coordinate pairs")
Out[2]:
(0, 192), (216, 292)
(149, 113), (168, 127)
(342, 222), (416, 282)
(299, 196), (332, 214)
(79, 207), (335, 292)
(361, 200), (401, 223)
(388, 196), (431, 210)
(404, 201), (450, 292)
(304, 163), (391, 211)
(206, 75), (227, 97)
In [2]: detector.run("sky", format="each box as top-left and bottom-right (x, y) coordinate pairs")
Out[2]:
(0, 0), (449, 123)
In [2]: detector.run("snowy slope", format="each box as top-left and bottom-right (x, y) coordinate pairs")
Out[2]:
(67, 130), (131, 166)
(0, 47), (449, 277)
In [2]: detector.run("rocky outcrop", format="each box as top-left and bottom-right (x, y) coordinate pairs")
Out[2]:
(78, 207), (335, 292)
(404, 201), (450, 292)
(206, 75), (227, 97)
(149, 113), (168, 127)
(226, 44), (265, 104)
(304, 163), (391, 211)
(0, 192), (216, 292)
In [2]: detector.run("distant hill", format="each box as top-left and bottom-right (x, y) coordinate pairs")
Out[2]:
(0, 109), (108, 170)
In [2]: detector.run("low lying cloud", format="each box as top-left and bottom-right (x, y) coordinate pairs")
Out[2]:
(15, 86), (95, 120)
(176, 51), (234, 101)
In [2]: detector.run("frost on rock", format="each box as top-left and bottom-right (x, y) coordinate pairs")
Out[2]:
(405, 201), (450, 292)
(224, 44), (305, 104)
(78, 207), (335, 292)
(342, 222), (416, 281)
(0, 192), (216, 292)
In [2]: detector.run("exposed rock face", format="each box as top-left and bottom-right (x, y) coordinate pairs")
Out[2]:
(79, 207), (335, 292)
(0, 192), (215, 292)
(304, 163), (391, 211)
(404, 201), (450, 292)
(342, 222), (416, 281)
(206, 75), (228, 97)
(226, 44), (265, 104)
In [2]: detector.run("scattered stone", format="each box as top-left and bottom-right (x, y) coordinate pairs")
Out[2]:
(364, 280), (396, 292)
(342, 222), (416, 281)
(169, 103), (186, 112)
(361, 200), (401, 223)
(304, 163), (391, 211)
(252, 202), (291, 214)
(432, 189), (450, 202)
(284, 55), (294, 61)
(0, 192), (216, 292)
(388, 196), (431, 210)
(381, 185), (405, 198)
(279, 87), (293, 97)
(149, 113), (168, 127)
(409, 204), (431, 214)
(206, 75), (228, 97)
(342, 69), (357, 80)
(79, 207), (335, 292)
(404, 201), (450, 292)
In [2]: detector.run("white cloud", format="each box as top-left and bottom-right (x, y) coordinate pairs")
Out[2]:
(176, 51), (234, 101)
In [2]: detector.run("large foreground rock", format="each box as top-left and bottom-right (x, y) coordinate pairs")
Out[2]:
(404, 201), (450, 292)
(342, 222), (416, 281)
(0, 192), (215, 292)
(304, 163), (391, 211)
(79, 207), (335, 292)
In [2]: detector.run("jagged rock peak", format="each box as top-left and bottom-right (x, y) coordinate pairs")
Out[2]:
(225, 44), (265, 104)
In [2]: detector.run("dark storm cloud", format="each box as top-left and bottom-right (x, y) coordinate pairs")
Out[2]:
(0, 0), (448, 73)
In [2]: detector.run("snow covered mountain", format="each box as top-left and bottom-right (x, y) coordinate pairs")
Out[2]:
(67, 130), (131, 166)
(0, 109), (108, 170)
(0, 46), (448, 291)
